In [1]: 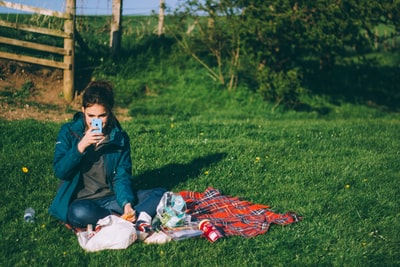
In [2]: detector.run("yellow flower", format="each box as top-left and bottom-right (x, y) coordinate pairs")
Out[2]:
(22, 167), (29, 173)
(254, 157), (261, 163)
(204, 171), (209, 175)
(344, 184), (350, 189)
(170, 123), (175, 128)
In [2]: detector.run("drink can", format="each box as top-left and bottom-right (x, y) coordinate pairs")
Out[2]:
(24, 207), (35, 223)
(198, 219), (223, 242)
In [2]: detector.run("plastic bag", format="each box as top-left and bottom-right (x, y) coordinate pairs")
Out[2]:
(156, 192), (187, 228)
(77, 215), (137, 252)
(154, 192), (203, 241)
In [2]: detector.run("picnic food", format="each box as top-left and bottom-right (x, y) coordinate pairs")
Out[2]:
(121, 211), (135, 221)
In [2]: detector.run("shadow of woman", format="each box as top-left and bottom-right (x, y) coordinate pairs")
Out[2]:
(131, 152), (227, 191)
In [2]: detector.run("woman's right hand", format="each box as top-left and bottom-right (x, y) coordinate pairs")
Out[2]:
(77, 126), (104, 153)
(121, 203), (136, 222)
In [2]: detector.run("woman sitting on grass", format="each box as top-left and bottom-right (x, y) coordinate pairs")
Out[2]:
(49, 80), (165, 234)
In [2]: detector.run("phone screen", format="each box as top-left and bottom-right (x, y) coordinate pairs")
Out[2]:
(91, 118), (102, 133)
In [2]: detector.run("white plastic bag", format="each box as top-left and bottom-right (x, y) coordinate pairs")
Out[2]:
(156, 192), (187, 228)
(154, 192), (203, 241)
(77, 215), (137, 252)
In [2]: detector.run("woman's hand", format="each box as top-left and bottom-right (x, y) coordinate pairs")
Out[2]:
(77, 125), (104, 153)
(121, 203), (136, 222)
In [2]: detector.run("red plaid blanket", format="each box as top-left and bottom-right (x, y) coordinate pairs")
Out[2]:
(179, 187), (302, 238)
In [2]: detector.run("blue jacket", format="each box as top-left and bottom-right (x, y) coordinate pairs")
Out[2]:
(48, 112), (134, 222)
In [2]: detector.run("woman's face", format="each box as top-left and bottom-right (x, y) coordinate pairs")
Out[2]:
(82, 104), (108, 130)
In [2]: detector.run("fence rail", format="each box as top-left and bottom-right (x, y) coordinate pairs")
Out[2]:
(0, 20), (70, 38)
(0, 0), (75, 102)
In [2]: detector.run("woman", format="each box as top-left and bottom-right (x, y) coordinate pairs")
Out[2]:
(49, 81), (165, 231)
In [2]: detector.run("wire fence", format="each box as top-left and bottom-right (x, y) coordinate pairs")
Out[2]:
(0, 0), (168, 16)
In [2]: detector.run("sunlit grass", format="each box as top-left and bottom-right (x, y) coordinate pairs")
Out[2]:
(0, 103), (399, 266)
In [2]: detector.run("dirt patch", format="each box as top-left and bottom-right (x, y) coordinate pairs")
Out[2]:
(0, 60), (130, 122)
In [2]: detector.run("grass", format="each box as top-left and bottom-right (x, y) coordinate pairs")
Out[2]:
(0, 90), (399, 266)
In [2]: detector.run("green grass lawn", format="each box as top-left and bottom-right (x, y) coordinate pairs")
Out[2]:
(0, 101), (399, 266)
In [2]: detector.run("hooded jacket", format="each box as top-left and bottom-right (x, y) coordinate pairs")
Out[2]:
(49, 112), (134, 222)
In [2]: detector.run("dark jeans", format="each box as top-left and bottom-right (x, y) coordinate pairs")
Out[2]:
(67, 188), (166, 228)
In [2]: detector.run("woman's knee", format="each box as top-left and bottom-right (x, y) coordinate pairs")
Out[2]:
(67, 199), (109, 228)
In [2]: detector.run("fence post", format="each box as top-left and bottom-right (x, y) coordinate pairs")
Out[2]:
(64, 0), (75, 102)
(110, 0), (122, 58)
(158, 0), (165, 36)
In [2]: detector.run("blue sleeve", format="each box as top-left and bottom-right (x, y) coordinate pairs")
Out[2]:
(113, 132), (135, 209)
(53, 124), (84, 180)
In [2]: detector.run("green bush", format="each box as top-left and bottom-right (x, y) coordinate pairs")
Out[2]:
(257, 68), (306, 109)
(170, 0), (399, 107)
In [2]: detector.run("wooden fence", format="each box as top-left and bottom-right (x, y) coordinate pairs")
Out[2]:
(0, 0), (76, 102)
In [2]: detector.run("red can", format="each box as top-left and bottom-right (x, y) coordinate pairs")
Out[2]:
(199, 219), (223, 242)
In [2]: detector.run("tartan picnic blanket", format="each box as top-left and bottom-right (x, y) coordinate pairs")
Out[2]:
(179, 187), (302, 238)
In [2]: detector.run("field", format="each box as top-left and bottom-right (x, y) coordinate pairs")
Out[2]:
(1, 13), (399, 267)
(1, 86), (399, 266)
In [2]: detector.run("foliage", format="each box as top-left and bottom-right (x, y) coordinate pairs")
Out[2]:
(1, 4), (399, 110)
(302, 53), (400, 111)
(169, 1), (243, 90)
(168, 0), (399, 107)
(256, 68), (306, 110)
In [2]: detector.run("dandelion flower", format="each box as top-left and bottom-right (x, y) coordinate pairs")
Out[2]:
(344, 184), (350, 189)
(170, 123), (175, 128)
(22, 167), (29, 173)
(254, 157), (261, 163)
(204, 171), (209, 175)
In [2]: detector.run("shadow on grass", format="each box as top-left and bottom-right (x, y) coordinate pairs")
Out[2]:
(132, 152), (227, 190)
(302, 58), (400, 112)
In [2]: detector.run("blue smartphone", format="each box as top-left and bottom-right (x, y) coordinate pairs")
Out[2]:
(91, 118), (102, 133)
